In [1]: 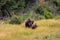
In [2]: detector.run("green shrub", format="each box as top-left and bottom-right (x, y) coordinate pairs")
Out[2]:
(39, 15), (45, 20)
(45, 13), (54, 19)
(19, 12), (34, 22)
(35, 14), (45, 20)
(44, 10), (54, 19)
(9, 17), (21, 24)
(54, 15), (60, 19)
(34, 6), (44, 15)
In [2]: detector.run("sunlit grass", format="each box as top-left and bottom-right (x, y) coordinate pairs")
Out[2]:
(0, 19), (60, 40)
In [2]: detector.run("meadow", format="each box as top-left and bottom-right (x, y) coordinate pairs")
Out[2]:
(0, 19), (60, 40)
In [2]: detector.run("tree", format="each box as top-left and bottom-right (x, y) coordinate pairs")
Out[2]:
(0, 0), (25, 18)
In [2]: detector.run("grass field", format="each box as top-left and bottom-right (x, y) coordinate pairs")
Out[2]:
(0, 19), (60, 40)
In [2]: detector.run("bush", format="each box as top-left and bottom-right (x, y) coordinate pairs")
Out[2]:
(34, 6), (44, 15)
(9, 17), (21, 24)
(32, 13), (45, 20)
(44, 12), (54, 19)
(39, 15), (45, 20)
(44, 10), (54, 19)
(54, 15), (60, 19)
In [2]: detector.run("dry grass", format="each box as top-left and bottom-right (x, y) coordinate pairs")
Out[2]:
(0, 19), (60, 40)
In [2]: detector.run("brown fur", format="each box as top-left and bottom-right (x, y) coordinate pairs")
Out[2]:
(32, 24), (37, 29)
(25, 19), (34, 28)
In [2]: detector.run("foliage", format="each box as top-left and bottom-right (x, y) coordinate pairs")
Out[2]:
(54, 15), (60, 19)
(9, 16), (21, 24)
(44, 9), (54, 19)
(38, 15), (45, 20)
(52, 0), (60, 6)
(0, 0), (60, 21)
(34, 6), (44, 15)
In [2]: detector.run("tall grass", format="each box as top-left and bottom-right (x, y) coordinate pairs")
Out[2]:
(0, 19), (60, 40)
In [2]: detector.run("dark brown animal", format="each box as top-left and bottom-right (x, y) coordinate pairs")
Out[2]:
(32, 24), (37, 29)
(25, 19), (34, 28)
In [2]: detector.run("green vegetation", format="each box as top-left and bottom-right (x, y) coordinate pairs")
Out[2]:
(0, 0), (60, 39)
(54, 15), (60, 19)
(9, 16), (21, 24)
(0, 0), (60, 22)
(0, 0), (60, 40)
